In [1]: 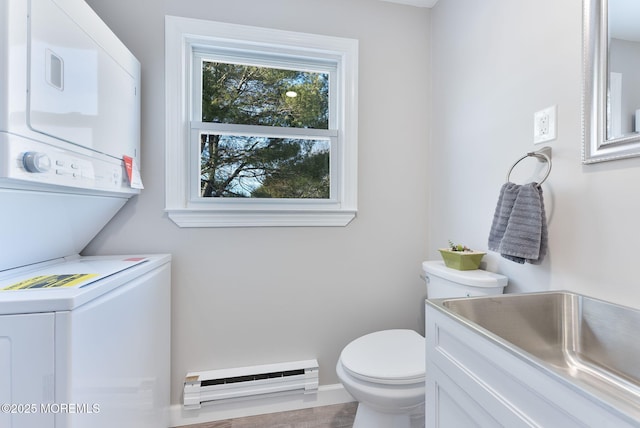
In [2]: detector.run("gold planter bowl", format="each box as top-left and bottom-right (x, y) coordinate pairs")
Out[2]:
(439, 249), (486, 271)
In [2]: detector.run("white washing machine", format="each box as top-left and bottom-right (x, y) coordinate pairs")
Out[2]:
(0, 254), (171, 428)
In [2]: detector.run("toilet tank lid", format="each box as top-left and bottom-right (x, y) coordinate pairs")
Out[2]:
(422, 260), (508, 288)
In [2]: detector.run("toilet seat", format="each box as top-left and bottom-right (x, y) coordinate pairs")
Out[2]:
(340, 329), (425, 385)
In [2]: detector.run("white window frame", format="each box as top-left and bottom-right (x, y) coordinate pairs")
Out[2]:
(165, 16), (358, 227)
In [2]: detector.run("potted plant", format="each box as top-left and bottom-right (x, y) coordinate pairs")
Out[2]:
(439, 241), (486, 270)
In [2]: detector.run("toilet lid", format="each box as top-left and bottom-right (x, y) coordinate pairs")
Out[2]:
(340, 329), (425, 385)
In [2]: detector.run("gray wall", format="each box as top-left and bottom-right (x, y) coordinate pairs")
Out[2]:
(430, 0), (640, 308)
(83, 0), (431, 405)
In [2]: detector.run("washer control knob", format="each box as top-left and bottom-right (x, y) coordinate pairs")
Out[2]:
(23, 152), (52, 173)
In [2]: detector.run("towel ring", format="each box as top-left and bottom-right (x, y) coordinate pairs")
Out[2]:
(506, 148), (552, 185)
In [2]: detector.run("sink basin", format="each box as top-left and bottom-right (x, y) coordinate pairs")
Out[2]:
(430, 291), (640, 416)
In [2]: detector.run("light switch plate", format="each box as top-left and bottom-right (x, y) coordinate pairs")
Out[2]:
(534, 105), (557, 144)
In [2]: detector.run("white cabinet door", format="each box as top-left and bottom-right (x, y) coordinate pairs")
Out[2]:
(0, 312), (55, 428)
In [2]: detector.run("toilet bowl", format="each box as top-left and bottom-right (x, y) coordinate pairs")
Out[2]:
(336, 329), (425, 428)
(337, 261), (508, 428)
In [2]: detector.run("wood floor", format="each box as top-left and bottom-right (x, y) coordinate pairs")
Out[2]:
(175, 402), (358, 428)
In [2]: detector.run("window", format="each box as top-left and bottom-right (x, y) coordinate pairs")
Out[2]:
(165, 16), (358, 227)
(194, 58), (332, 200)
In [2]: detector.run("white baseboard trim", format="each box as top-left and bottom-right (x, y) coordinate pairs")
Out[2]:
(169, 383), (354, 427)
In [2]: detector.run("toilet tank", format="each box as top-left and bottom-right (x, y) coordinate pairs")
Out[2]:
(422, 261), (507, 299)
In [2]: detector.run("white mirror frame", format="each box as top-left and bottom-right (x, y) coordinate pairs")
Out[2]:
(583, 0), (640, 163)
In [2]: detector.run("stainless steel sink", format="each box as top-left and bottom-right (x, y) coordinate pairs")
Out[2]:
(430, 291), (640, 411)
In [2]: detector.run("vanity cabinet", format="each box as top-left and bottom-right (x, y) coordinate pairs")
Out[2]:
(425, 302), (638, 428)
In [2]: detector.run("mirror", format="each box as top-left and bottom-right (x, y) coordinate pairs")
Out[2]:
(583, 0), (640, 163)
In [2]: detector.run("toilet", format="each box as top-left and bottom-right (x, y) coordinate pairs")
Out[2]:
(336, 260), (508, 428)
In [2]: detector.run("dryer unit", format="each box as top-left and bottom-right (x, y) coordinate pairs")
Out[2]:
(0, 0), (142, 271)
(0, 0), (141, 176)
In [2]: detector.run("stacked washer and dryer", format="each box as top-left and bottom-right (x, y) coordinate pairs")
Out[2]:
(0, 1), (170, 427)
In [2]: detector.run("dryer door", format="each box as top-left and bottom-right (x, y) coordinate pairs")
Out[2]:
(28, 0), (140, 162)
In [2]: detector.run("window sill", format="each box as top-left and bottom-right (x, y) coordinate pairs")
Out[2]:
(166, 208), (357, 228)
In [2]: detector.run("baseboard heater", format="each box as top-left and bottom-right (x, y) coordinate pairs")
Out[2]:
(183, 359), (319, 409)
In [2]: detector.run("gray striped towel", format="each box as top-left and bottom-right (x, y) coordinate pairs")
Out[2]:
(488, 182), (547, 264)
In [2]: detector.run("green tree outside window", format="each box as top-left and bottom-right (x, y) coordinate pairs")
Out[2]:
(199, 62), (330, 199)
